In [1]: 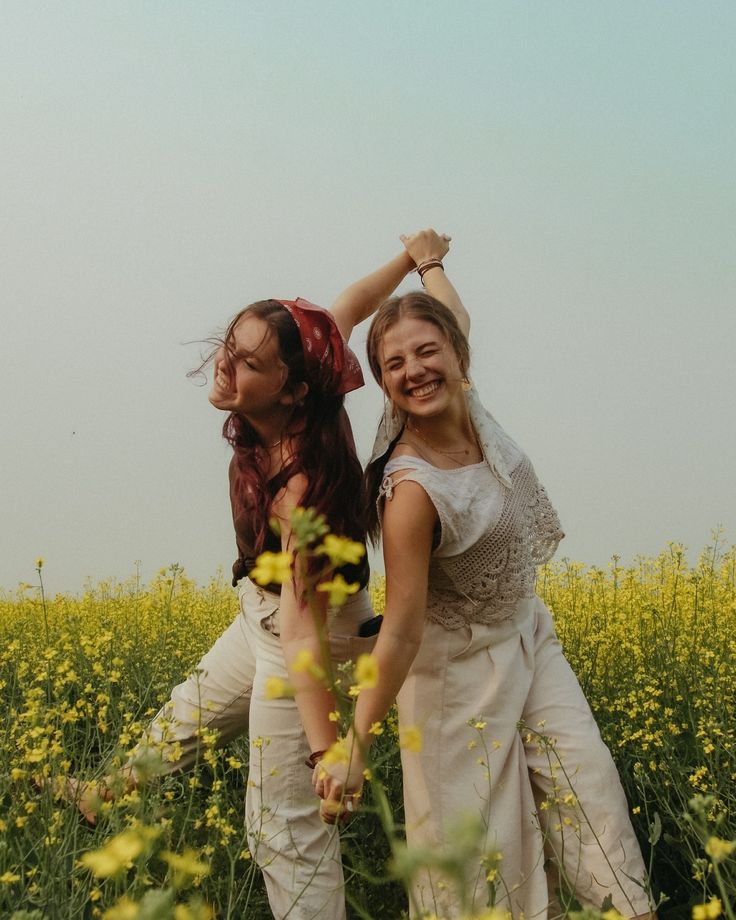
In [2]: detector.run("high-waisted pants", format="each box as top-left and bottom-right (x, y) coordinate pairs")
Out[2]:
(396, 595), (652, 919)
(131, 577), (375, 920)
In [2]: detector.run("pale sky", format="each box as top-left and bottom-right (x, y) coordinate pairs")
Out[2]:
(2, 1), (735, 594)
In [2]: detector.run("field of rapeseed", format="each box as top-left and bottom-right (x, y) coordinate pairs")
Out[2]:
(0, 537), (734, 919)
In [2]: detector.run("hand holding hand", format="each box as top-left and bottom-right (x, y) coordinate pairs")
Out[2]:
(399, 228), (451, 267)
(312, 753), (365, 824)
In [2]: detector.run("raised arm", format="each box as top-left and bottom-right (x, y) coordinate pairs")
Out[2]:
(329, 230), (451, 341)
(399, 229), (470, 339)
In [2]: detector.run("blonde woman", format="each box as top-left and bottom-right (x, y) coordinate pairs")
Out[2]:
(316, 233), (656, 918)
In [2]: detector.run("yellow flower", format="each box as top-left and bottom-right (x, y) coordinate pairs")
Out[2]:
(705, 835), (736, 862)
(692, 897), (723, 920)
(316, 534), (366, 568)
(102, 896), (140, 920)
(0, 871), (21, 884)
(264, 675), (295, 700)
(79, 827), (159, 878)
(321, 738), (350, 766)
(292, 648), (325, 681)
(174, 903), (214, 920)
(317, 574), (360, 607)
(602, 910), (628, 920)
(399, 725), (423, 753)
(355, 653), (379, 689)
(250, 551), (293, 586)
(36, 557), (44, 569)
(289, 507), (329, 546)
(161, 848), (210, 886)
(368, 721), (384, 736)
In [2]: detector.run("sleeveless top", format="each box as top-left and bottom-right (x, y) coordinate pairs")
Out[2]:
(229, 456), (369, 592)
(377, 408), (563, 629)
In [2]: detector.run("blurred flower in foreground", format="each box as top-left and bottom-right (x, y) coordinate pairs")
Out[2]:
(399, 725), (423, 753)
(321, 738), (350, 766)
(704, 835), (736, 862)
(79, 826), (160, 878)
(692, 897), (723, 920)
(250, 551), (292, 586)
(348, 653), (378, 698)
(317, 534), (365, 568)
(292, 648), (325, 681)
(264, 675), (295, 700)
(161, 848), (210, 888)
(317, 574), (359, 606)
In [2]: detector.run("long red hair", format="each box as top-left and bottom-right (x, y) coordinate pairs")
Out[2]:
(220, 300), (365, 553)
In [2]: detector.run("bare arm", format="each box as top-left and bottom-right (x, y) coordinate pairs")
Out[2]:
(329, 229), (452, 341)
(399, 229), (470, 338)
(315, 479), (436, 801)
(329, 250), (415, 342)
(274, 475), (338, 756)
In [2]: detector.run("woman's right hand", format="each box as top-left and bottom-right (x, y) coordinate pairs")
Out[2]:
(399, 228), (451, 267)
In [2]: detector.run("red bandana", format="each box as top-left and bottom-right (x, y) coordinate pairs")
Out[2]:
(277, 298), (364, 396)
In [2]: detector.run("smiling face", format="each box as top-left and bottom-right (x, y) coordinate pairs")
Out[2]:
(209, 312), (291, 419)
(378, 316), (466, 420)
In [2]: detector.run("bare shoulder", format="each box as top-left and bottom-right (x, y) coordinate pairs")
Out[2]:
(272, 471), (309, 515)
(382, 476), (437, 532)
(388, 439), (433, 468)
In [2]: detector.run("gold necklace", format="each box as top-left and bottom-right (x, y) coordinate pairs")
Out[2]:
(406, 423), (479, 466)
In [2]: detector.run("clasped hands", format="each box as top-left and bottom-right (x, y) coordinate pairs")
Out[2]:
(312, 751), (366, 825)
(399, 228), (451, 267)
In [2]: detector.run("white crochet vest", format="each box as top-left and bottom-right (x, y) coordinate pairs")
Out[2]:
(378, 413), (563, 629)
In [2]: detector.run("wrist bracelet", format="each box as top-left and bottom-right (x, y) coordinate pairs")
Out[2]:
(416, 259), (444, 280)
(305, 749), (327, 769)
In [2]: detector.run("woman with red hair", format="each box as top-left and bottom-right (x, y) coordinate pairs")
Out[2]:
(53, 233), (450, 920)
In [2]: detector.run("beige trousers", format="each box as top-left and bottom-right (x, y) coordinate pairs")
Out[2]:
(397, 596), (652, 919)
(133, 578), (375, 920)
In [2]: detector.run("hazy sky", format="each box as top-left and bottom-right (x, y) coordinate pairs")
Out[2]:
(3, 1), (735, 594)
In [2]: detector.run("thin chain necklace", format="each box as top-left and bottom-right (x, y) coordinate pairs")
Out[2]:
(406, 423), (479, 466)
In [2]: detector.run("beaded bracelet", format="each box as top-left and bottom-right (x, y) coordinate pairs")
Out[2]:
(416, 259), (444, 280)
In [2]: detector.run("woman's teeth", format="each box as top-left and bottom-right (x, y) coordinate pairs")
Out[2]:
(410, 381), (440, 397)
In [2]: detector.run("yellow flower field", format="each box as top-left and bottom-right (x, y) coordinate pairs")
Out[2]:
(1, 539), (734, 919)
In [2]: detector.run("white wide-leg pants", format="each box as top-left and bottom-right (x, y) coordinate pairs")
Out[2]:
(397, 595), (652, 919)
(133, 578), (375, 920)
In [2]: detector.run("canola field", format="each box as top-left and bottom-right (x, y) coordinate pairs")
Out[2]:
(0, 540), (734, 920)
